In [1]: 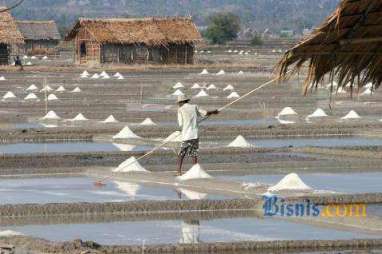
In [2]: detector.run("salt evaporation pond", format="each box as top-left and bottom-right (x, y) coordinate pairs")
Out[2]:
(0, 142), (152, 155)
(0, 177), (225, 204)
(219, 173), (382, 194)
(4, 218), (375, 245)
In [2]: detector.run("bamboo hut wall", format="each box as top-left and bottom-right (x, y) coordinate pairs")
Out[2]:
(75, 28), (100, 64)
(23, 40), (59, 55)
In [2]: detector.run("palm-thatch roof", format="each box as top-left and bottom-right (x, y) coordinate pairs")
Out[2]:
(0, 7), (24, 44)
(65, 17), (202, 46)
(17, 20), (61, 41)
(278, 0), (382, 93)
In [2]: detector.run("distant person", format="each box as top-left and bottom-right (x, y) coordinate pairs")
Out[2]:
(14, 56), (23, 71)
(177, 95), (219, 176)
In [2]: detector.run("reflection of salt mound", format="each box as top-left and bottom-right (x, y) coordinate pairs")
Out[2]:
(276, 118), (295, 125)
(114, 181), (140, 197)
(71, 113), (88, 121)
(0, 230), (23, 237)
(268, 173), (312, 192)
(140, 118), (157, 126)
(71, 87), (81, 93)
(177, 164), (212, 181)
(56, 86), (66, 92)
(0, 76), (6, 81)
(178, 188), (207, 200)
(216, 70), (225, 75)
(26, 84), (38, 91)
(113, 156), (148, 172)
(172, 89), (184, 96)
(278, 107), (297, 116)
(41, 110), (61, 120)
(227, 91), (240, 99)
(223, 84), (234, 91)
(199, 69), (209, 75)
(2, 91), (16, 100)
(102, 115), (118, 123)
(179, 221), (199, 244)
(307, 108), (328, 118)
(24, 93), (39, 101)
(91, 73), (100, 79)
(191, 83), (201, 89)
(113, 126), (141, 139)
(194, 89), (208, 98)
(40, 85), (53, 92)
(112, 143), (136, 152)
(47, 94), (58, 101)
(227, 135), (252, 148)
(163, 131), (182, 142)
(361, 88), (372, 96)
(173, 82), (184, 89)
(341, 110), (361, 120)
(207, 84), (216, 90)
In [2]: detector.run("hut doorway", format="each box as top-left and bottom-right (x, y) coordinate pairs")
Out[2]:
(0, 43), (9, 65)
(80, 42), (87, 57)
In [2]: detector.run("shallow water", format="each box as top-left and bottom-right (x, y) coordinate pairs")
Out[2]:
(4, 217), (375, 245)
(0, 177), (225, 204)
(219, 172), (382, 194)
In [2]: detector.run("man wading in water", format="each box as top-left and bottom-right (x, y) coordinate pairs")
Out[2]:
(177, 95), (219, 176)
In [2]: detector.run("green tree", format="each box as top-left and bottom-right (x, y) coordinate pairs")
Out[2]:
(204, 12), (240, 45)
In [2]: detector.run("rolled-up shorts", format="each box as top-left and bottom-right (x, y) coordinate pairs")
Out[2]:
(179, 139), (199, 157)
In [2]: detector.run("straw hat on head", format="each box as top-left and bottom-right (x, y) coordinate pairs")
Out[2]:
(177, 95), (190, 103)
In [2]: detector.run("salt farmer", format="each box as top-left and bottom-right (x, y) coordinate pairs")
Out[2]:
(177, 95), (219, 175)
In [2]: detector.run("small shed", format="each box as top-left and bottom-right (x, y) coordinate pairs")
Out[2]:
(0, 7), (24, 64)
(17, 20), (61, 55)
(65, 17), (201, 65)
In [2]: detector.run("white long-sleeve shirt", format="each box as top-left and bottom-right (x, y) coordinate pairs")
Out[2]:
(178, 103), (207, 141)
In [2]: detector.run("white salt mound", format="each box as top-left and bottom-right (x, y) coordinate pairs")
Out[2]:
(42, 56), (48, 60)
(102, 73), (110, 79)
(47, 94), (58, 101)
(278, 107), (297, 116)
(227, 135), (252, 148)
(100, 71), (108, 77)
(71, 87), (81, 93)
(113, 156), (148, 173)
(268, 173), (312, 192)
(2, 91), (16, 99)
(216, 70), (225, 75)
(0, 230), (23, 237)
(307, 108), (328, 118)
(140, 118), (157, 126)
(31, 56), (37, 60)
(72, 113), (88, 121)
(91, 73), (100, 79)
(40, 85), (53, 92)
(341, 110), (361, 120)
(238, 71), (244, 75)
(172, 89), (184, 96)
(194, 89), (208, 98)
(163, 131), (182, 143)
(114, 181), (141, 197)
(177, 164), (212, 181)
(0, 76), (6, 80)
(41, 110), (61, 120)
(81, 71), (89, 76)
(365, 82), (373, 89)
(191, 83), (201, 89)
(113, 126), (141, 139)
(223, 84), (234, 91)
(207, 84), (217, 90)
(178, 188), (207, 200)
(23, 55), (28, 59)
(336, 87), (347, 94)
(361, 88), (372, 96)
(56, 86), (66, 92)
(173, 82), (184, 89)
(102, 115), (118, 123)
(227, 91), (240, 99)
(326, 81), (338, 89)
(26, 84), (38, 91)
(117, 75), (125, 80)
(113, 72), (121, 77)
(24, 93), (39, 101)
(200, 69), (209, 75)
(26, 61), (32, 66)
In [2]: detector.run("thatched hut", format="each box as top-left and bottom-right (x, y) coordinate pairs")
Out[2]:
(65, 17), (201, 65)
(0, 7), (24, 64)
(278, 0), (382, 93)
(17, 20), (61, 56)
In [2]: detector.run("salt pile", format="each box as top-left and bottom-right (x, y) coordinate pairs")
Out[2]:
(172, 89), (184, 96)
(23, 55), (28, 59)
(47, 94), (58, 101)
(80, 70), (89, 78)
(173, 82), (184, 89)
(0, 76), (6, 81)
(227, 135), (252, 148)
(117, 75), (125, 80)
(194, 89), (208, 98)
(56, 86), (66, 92)
(191, 83), (201, 89)
(31, 56), (37, 60)
(140, 118), (157, 126)
(307, 108), (328, 118)
(178, 188), (207, 200)
(102, 115), (118, 123)
(101, 72), (110, 79)
(40, 85), (53, 92)
(326, 81), (338, 89)
(216, 70), (225, 75)
(0, 230), (23, 237)
(91, 73), (100, 79)
(365, 82), (373, 89)
(163, 131), (182, 142)
(361, 88), (372, 96)
(26, 84), (38, 91)
(336, 87), (347, 94)
(278, 107), (297, 116)
(177, 164), (212, 181)
(113, 72), (122, 77)
(114, 181), (141, 197)
(238, 71), (244, 75)
(207, 84), (216, 90)
(100, 71), (108, 77)
(71, 113), (88, 121)
(71, 87), (81, 93)
(2, 91), (16, 100)
(112, 156), (148, 172)
(223, 84), (234, 91)
(268, 173), (312, 192)
(26, 61), (32, 66)
(113, 126), (141, 139)
(199, 69), (209, 75)
(41, 110), (61, 120)
(227, 91), (240, 99)
(24, 93), (39, 101)
(42, 56), (48, 60)
(341, 110), (361, 120)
